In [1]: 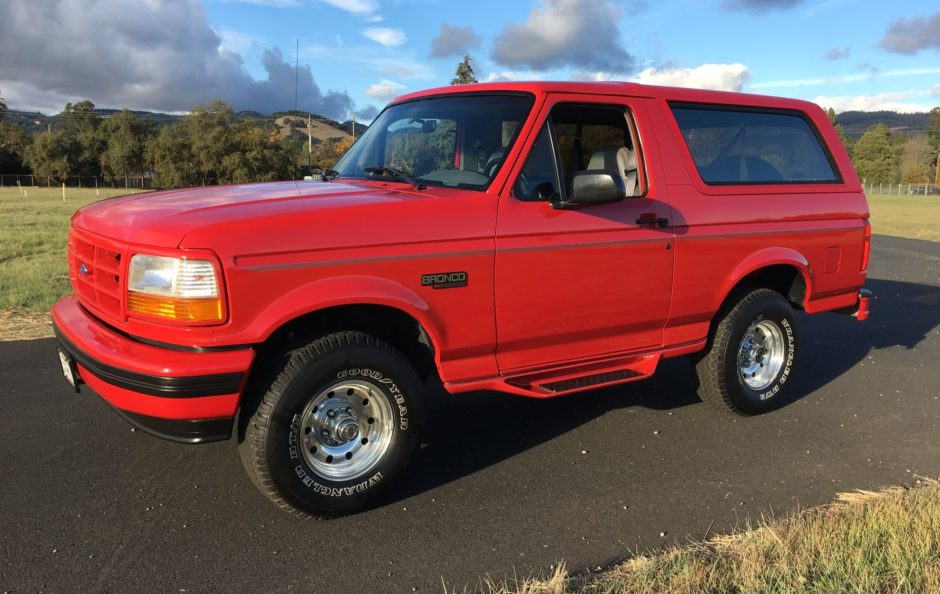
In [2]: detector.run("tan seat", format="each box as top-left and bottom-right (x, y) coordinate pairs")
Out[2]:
(587, 146), (638, 196)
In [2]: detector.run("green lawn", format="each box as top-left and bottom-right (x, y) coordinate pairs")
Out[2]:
(0, 189), (936, 316)
(0, 187), (147, 313)
(868, 194), (940, 242)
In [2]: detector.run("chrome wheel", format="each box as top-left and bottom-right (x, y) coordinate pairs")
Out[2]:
(737, 319), (785, 390)
(298, 379), (394, 481)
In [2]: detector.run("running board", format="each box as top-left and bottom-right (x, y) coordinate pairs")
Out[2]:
(447, 352), (661, 398)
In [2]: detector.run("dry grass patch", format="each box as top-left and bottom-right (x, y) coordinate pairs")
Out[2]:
(0, 308), (54, 341)
(472, 479), (940, 594)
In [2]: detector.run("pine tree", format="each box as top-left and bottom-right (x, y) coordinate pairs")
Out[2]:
(927, 107), (940, 184)
(451, 55), (478, 85)
(826, 107), (852, 157)
(852, 123), (898, 185)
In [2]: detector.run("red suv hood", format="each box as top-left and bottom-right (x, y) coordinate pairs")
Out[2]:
(71, 181), (419, 247)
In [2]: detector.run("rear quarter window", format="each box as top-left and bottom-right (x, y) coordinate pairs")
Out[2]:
(670, 104), (840, 185)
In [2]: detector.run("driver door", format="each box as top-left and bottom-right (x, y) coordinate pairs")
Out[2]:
(494, 95), (675, 372)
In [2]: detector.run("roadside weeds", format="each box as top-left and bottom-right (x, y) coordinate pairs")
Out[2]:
(459, 478), (940, 594)
(0, 308), (53, 341)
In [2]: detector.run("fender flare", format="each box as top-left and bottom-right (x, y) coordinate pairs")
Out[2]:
(246, 275), (447, 357)
(718, 247), (813, 310)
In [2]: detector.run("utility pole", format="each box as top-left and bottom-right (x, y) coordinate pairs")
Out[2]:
(351, 113), (356, 140)
(935, 149), (939, 187)
(307, 113), (313, 174)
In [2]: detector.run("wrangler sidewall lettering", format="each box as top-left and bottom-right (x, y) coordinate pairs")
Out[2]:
(248, 332), (420, 516)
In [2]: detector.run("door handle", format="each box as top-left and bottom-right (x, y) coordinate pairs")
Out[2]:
(636, 216), (669, 228)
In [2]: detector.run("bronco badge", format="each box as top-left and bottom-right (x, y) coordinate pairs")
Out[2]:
(421, 271), (468, 289)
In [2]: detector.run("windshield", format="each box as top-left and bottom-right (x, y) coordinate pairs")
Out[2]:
(333, 93), (534, 191)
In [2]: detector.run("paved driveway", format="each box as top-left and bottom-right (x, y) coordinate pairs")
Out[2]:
(1, 235), (938, 592)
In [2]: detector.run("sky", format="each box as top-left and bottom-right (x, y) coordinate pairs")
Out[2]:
(0, 0), (938, 122)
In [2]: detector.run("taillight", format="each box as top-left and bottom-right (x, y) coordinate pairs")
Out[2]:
(860, 220), (871, 272)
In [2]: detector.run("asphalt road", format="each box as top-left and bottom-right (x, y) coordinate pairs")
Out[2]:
(2, 234), (939, 593)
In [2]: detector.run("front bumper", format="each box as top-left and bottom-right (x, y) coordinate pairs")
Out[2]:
(52, 295), (255, 444)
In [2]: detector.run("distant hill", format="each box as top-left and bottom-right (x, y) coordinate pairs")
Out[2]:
(2, 106), (366, 142)
(835, 111), (932, 139)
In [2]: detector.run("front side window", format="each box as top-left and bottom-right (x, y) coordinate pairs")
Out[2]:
(671, 105), (840, 185)
(514, 103), (645, 201)
(334, 94), (534, 191)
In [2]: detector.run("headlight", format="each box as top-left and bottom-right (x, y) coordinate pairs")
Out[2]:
(127, 254), (224, 323)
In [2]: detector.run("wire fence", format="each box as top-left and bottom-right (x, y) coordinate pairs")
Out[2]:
(0, 172), (325, 189)
(1, 173), (936, 195)
(864, 182), (939, 196)
(0, 174), (155, 189)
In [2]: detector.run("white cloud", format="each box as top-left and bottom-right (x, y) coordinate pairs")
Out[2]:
(215, 0), (300, 6)
(491, 0), (635, 72)
(319, 0), (380, 17)
(813, 92), (935, 113)
(633, 63), (751, 92)
(364, 78), (406, 103)
(752, 67), (940, 89)
(0, 0), (355, 117)
(484, 70), (545, 82)
(363, 27), (407, 47)
(304, 42), (433, 79)
(429, 24), (481, 58)
(216, 27), (262, 55)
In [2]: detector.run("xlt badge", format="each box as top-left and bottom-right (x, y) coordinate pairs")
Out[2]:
(421, 271), (468, 289)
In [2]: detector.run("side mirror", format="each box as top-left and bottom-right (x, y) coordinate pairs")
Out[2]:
(552, 171), (626, 209)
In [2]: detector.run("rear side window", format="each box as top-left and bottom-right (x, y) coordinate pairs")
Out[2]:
(670, 104), (839, 185)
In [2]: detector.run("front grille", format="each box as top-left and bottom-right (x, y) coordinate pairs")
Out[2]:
(69, 228), (127, 322)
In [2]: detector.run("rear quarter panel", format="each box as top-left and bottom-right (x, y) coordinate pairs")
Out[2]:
(644, 94), (869, 346)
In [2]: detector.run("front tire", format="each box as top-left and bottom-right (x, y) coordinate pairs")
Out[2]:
(239, 331), (420, 516)
(694, 288), (798, 415)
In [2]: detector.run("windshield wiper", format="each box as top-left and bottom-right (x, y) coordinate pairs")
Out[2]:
(321, 168), (340, 181)
(363, 166), (425, 190)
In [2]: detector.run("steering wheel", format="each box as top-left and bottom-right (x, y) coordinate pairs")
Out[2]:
(484, 148), (507, 178)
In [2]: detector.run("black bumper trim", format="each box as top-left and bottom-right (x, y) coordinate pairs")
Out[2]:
(114, 408), (233, 444)
(54, 324), (245, 398)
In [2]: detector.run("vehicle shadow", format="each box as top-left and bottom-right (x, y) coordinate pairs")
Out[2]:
(386, 277), (940, 504)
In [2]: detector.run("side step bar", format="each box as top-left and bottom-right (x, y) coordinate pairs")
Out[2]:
(448, 352), (661, 398)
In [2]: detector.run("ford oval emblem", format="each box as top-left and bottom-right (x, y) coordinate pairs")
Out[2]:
(79, 263), (89, 276)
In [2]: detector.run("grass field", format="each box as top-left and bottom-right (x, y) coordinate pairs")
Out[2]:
(0, 186), (938, 589)
(0, 189), (937, 332)
(0, 187), (147, 337)
(476, 479), (940, 594)
(869, 194), (940, 242)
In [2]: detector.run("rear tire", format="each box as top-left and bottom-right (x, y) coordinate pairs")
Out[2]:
(694, 288), (797, 415)
(239, 331), (420, 516)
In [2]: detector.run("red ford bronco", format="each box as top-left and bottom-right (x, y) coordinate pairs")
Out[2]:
(52, 82), (871, 516)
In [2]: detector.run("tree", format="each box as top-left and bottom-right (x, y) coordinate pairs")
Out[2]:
(0, 123), (28, 172)
(927, 107), (940, 154)
(826, 107), (853, 158)
(147, 100), (293, 188)
(23, 130), (75, 181)
(100, 109), (154, 184)
(852, 123), (899, 185)
(147, 123), (197, 189)
(59, 99), (104, 178)
(451, 55), (478, 85)
(927, 107), (940, 184)
(898, 134), (931, 184)
(0, 89), (6, 122)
